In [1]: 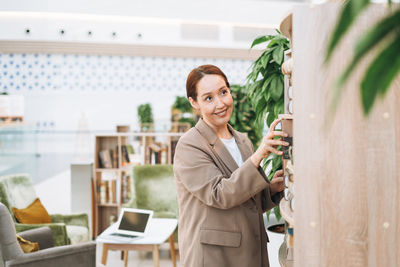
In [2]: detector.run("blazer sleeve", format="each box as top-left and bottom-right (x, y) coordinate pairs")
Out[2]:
(257, 166), (284, 212)
(248, 139), (283, 212)
(173, 138), (268, 210)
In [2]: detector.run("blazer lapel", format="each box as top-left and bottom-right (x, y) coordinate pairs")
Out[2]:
(195, 119), (249, 174)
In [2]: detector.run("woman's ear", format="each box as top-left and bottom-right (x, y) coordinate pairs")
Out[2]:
(188, 97), (200, 110)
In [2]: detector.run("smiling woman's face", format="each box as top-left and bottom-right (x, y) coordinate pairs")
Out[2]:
(189, 74), (233, 130)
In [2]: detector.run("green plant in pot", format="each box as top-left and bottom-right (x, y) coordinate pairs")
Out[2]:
(137, 103), (154, 131)
(246, 31), (290, 222)
(171, 96), (197, 127)
(229, 84), (262, 148)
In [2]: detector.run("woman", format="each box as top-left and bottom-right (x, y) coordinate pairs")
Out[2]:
(173, 65), (288, 267)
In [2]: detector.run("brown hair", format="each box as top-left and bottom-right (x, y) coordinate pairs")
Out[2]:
(186, 65), (230, 101)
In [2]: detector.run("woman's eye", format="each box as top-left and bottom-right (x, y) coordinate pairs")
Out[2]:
(221, 90), (227, 95)
(205, 96), (212, 101)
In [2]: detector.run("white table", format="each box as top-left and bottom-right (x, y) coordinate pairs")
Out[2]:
(97, 218), (178, 267)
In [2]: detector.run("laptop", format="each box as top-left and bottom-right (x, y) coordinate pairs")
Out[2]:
(106, 208), (153, 241)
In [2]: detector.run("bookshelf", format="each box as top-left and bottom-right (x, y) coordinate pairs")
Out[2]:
(278, 11), (294, 267)
(92, 132), (184, 237)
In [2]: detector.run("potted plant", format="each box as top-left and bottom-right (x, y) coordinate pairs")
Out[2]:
(229, 84), (262, 148)
(171, 96), (198, 131)
(246, 32), (290, 229)
(137, 103), (154, 132)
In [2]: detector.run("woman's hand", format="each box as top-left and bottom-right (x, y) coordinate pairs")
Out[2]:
(270, 170), (284, 195)
(251, 118), (289, 167)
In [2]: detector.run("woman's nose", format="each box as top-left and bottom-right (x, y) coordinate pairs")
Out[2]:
(215, 96), (224, 107)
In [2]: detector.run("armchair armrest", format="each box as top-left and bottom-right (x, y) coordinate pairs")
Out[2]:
(15, 223), (70, 246)
(5, 241), (96, 267)
(50, 213), (89, 228)
(17, 227), (54, 250)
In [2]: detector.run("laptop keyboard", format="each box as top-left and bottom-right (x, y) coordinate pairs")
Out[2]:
(110, 233), (139, 239)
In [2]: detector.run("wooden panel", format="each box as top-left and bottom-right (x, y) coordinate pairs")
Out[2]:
(0, 40), (262, 60)
(293, 3), (399, 267)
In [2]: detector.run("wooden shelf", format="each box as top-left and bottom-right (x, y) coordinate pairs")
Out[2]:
(279, 198), (294, 226)
(93, 131), (183, 237)
(95, 168), (121, 172)
(97, 203), (119, 208)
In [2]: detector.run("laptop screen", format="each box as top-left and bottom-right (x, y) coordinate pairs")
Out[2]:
(118, 211), (151, 233)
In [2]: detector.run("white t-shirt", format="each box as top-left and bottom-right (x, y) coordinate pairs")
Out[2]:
(220, 137), (244, 167)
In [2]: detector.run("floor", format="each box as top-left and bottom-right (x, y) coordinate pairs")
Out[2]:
(97, 242), (180, 267)
(34, 169), (284, 267)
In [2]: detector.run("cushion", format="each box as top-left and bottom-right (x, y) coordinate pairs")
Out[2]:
(12, 198), (52, 224)
(0, 174), (37, 211)
(16, 234), (39, 253)
(66, 225), (90, 244)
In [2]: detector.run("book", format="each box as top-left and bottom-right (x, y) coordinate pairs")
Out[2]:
(110, 149), (118, 168)
(121, 174), (132, 203)
(111, 180), (117, 203)
(121, 145), (130, 164)
(161, 147), (168, 164)
(99, 150), (112, 168)
(100, 181), (106, 203)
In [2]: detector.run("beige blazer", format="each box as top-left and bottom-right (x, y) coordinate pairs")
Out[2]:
(173, 118), (282, 267)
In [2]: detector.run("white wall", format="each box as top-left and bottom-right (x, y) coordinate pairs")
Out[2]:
(0, 0), (298, 25)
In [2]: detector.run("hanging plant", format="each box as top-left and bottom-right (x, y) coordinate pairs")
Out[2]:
(229, 84), (262, 148)
(247, 31), (290, 221)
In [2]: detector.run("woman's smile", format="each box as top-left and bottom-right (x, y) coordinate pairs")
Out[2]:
(214, 109), (228, 117)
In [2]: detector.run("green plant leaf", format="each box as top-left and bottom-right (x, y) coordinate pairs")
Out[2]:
(261, 53), (271, 68)
(261, 75), (274, 93)
(272, 45), (284, 65)
(266, 111), (276, 128)
(337, 8), (400, 89)
(250, 35), (275, 48)
(325, 0), (370, 63)
(270, 75), (284, 101)
(273, 206), (282, 222)
(360, 33), (400, 115)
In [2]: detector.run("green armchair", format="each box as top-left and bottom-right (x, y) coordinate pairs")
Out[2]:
(125, 164), (178, 219)
(0, 173), (90, 246)
(125, 164), (178, 242)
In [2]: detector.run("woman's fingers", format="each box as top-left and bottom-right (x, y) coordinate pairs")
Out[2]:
(268, 147), (283, 155)
(269, 118), (283, 131)
(267, 140), (289, 147)
(274, 169), (284, 178)
(270, 131), (288, 138)
(273, 176), (284, 183)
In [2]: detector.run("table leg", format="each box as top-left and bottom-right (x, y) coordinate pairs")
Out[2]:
(101, 244), (109, 265)
(123, 250), (129, 267)
(168, 234), (177, 267)
(153, 245), (160, 267)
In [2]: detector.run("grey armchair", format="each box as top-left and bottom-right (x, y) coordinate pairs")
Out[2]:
(0, 202), (96, 267)
(0, 173), (89, 246)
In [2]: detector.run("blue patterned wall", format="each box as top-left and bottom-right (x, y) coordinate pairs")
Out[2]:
(0, 53), (251, 94)
(0, 53), (252, 134)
